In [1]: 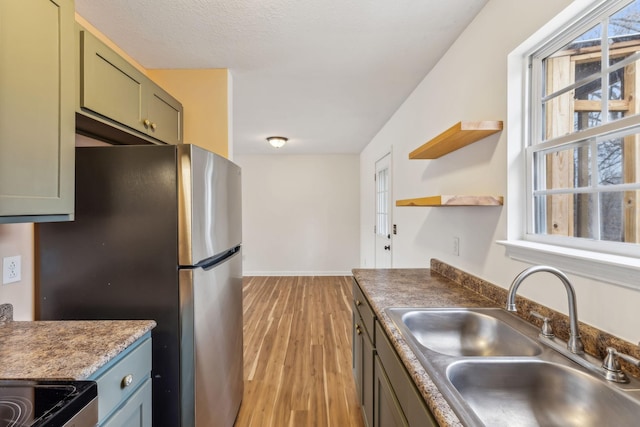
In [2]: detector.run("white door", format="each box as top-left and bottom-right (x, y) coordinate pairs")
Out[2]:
(375, 154), (392, 268)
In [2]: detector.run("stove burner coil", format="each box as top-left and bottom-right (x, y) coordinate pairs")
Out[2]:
(0, 395), (34, 427)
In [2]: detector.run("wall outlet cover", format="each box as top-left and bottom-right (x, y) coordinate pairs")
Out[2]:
(2, 256), (21, 285)
(453, 237), (460, 256)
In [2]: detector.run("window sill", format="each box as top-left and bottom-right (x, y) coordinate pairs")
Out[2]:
(496, 239), (640, 290)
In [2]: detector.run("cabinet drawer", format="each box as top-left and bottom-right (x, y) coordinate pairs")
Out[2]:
(94, 338), (152, 422)
(376, 322), (438, 427)
(353, 278), (375, 343)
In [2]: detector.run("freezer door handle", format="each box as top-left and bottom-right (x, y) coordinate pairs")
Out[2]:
(192, 245), (241, 270)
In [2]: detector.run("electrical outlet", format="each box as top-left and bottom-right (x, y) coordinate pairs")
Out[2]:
(2, 256), (21, 284)
(452, 237), (460, 256)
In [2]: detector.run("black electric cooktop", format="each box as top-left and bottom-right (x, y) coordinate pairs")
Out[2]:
(0, 380), (97, 427)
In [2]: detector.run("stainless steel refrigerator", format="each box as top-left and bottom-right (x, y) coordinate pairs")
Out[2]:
(35, 144), (243, 427)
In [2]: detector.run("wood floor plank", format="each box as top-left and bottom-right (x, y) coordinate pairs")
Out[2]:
(235, 276), (364, 427)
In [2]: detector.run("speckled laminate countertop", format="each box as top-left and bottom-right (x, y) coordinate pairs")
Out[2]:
(0, 320), (156, 380)
(352, 268), (497, 427)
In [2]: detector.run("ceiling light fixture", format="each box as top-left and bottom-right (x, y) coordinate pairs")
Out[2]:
(266, 136), (288, 148)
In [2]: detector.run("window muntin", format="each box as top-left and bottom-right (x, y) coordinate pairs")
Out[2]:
(529, 0), (640, 253)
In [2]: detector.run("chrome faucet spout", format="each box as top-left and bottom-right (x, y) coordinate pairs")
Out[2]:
(506, 265), (584, 354)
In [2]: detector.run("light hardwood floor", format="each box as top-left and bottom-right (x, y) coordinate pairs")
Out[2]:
(235, 276), (365, 427)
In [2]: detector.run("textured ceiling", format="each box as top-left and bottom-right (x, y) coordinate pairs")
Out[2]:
(75, 0), (488, 154)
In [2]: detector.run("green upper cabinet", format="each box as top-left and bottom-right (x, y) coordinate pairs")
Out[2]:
(78, 28), (147, 137)
(146, 85), (182, 145)
(0, 0), (75, 223)
(77, 27), (183, 146)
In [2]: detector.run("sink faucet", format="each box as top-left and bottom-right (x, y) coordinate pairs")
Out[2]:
(506, 265), (584, 354)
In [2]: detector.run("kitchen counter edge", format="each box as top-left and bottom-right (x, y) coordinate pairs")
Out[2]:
(0, 319), (156, 380)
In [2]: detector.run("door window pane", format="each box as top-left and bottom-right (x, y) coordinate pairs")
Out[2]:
(376, 168), (389, 237)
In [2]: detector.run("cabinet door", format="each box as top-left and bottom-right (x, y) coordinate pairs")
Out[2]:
(374, 356), (408, 427)
(146, 85), (182, 145)
(353, 310), (374, 427)
(362, 329), (374, 427)
(101, 378), (152, 427)
(79, 29), (147, 136)
(0, 0), (74, 220)
(376, 322), (438, 427)
(353, 311), (364, 403)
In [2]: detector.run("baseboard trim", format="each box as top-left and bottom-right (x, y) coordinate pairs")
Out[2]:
(243, 271), (352, 277)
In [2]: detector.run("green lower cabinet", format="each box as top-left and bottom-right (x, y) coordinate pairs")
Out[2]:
(90, 334), (153, 427)
(375, 321), (438, 427)
(353, 311), (363, 402)
(353, 308), (374, 427)
(362, 321), (374, 426)
(374, 355), (408, 427)
(352, 278), (438, 427)
(101, 378), (152, 427)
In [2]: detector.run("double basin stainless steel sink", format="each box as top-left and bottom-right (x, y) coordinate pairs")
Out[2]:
(386, 308), (640, 426)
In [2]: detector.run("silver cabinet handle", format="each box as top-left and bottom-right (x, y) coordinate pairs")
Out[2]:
(121, 374), (134, 388)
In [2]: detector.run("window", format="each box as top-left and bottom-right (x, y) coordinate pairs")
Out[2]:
(528, 0), (640, 257)
(502, 0), (640, 287)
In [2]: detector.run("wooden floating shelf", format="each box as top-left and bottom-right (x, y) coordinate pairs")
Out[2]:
(396, 195), (504, 207)
(409, 121), (503, 159)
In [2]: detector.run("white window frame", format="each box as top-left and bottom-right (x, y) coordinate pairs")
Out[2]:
(499, 0), (640, 290)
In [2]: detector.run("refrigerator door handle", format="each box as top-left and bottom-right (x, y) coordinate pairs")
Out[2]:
(190, 245), (241, 270)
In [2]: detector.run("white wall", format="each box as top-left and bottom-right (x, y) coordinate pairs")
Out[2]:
(236, 154), (359, 275)
(0, 224), (34, 320)
(360, 0), (640, 343)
